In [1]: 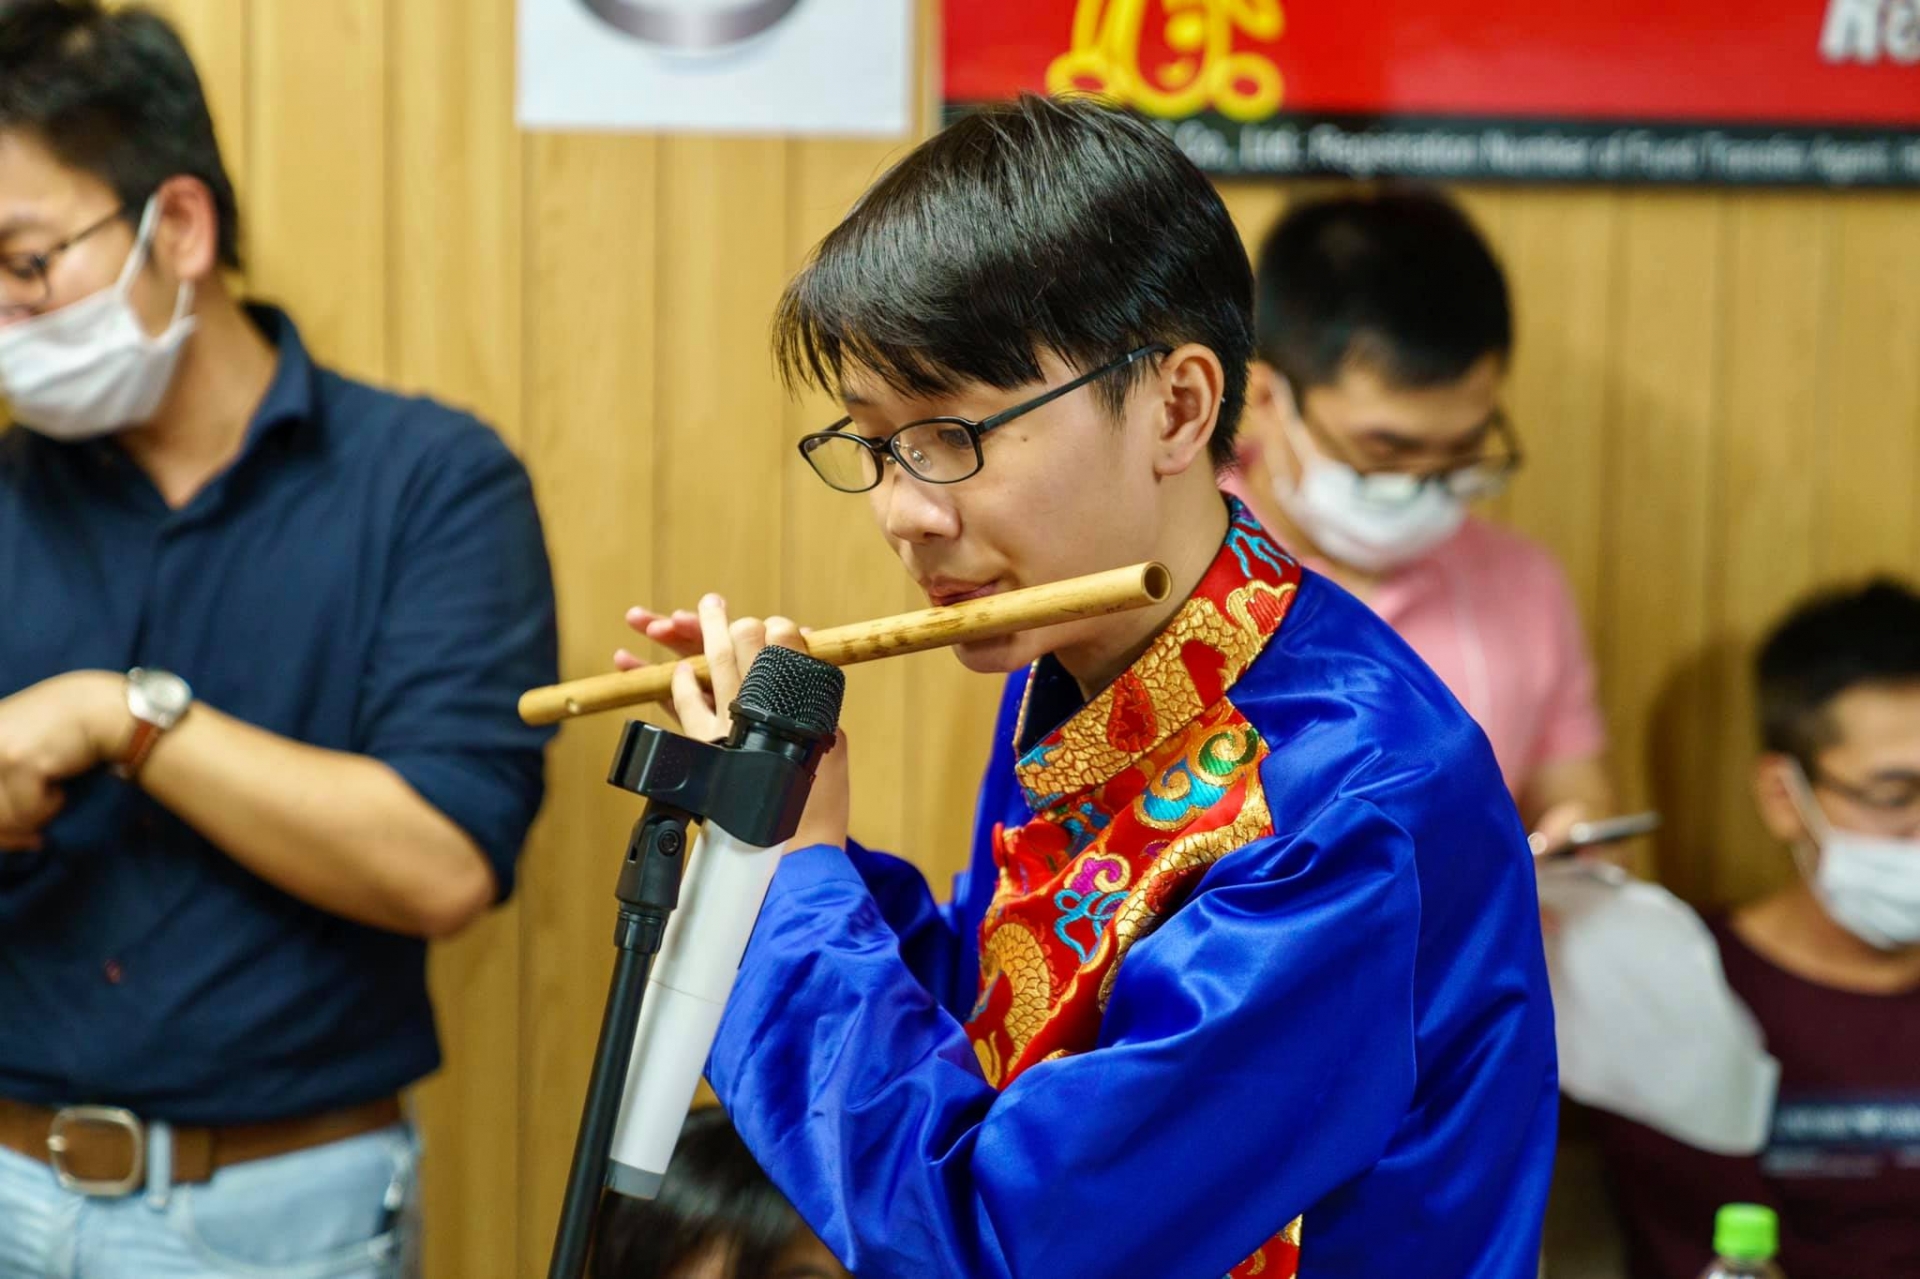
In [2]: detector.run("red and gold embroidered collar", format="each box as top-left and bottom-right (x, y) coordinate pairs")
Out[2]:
(969, 500), (1306, 1277)
(1013, 499), (1302, 814)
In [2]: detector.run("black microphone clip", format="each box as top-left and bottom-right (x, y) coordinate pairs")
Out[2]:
(605, 645), (845, 850)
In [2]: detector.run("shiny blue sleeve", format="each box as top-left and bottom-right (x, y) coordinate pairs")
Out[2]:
(841, 843), (974, 1019)
(833, 673), (1028, 1019)
(707, 792), (1421, 1279)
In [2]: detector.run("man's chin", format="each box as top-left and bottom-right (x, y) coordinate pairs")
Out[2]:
(951, 635), (1032, 676)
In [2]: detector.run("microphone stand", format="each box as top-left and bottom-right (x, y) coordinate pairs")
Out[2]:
(546, 701), (829, 1279)
(545, 772), (694, 1279)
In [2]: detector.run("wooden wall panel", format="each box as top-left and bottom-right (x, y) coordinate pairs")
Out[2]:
(386, 0), (527, 1274)
(517, 129), (662, 1279)
(244, 0), (387, 381)
(1822, 195), (1920, 582)
(1596, 195), (1727, 897)
(1701, 195), (1834, 907)
(652, 138), (793, 614)
(125, 0), (1920, 1264)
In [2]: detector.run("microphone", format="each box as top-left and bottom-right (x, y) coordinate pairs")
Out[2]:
(605, 644), (845, 1198)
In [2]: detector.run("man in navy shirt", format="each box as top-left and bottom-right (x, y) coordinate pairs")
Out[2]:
(0, 4), (556, 1274)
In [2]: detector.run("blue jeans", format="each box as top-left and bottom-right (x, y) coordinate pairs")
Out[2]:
(0, 1121), (419, 1279)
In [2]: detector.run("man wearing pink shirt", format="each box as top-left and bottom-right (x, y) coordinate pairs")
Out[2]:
(1229, 188), (1612, 850)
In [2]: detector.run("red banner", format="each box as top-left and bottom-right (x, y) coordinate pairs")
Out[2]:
(944, 1), (1920, 186)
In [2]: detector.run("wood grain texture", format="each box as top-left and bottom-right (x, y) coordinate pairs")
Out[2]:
(1597, 192), (1726, 897)
(1822, 195), (1920, 582)
(385, 0), (526, 1274)
(244, 0), (387, 380)
(517, 128), (662, 1279)
(1703, 193), (1834, 907)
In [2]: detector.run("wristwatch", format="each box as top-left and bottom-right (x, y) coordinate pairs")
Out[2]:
(116, 667), (193, 780)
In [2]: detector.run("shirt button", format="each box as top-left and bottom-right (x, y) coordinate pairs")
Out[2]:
(103, 960), (124, 985)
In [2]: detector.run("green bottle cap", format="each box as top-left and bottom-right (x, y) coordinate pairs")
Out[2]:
(1714, 1204), (1778, 1261)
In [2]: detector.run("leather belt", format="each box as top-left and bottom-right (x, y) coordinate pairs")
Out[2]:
(0, 1095), (404, 1196)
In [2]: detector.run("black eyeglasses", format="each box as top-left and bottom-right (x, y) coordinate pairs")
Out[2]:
(798, 345), (1170, 494)
(0, 205), (130, 316)
(1808, 764), (1920, 837)
(1295, 405), (1524, 509)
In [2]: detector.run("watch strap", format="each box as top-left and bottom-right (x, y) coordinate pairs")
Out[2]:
(114, 719), (163, 781)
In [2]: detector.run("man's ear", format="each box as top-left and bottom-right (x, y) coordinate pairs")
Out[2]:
(1235, 360), (1292, 468)
(150, 174), (220, 285)
(1263, 362), (1304, 420)
(1754, 753), (1814, 845)
(1150, 343), (1225, 478)
(1248, 360), (1278, 409)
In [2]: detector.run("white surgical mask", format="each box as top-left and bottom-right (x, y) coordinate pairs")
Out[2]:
(0, 198), (196, 442)
(1788, 764), (1920, 951)
(1270, 414), (1466, 574)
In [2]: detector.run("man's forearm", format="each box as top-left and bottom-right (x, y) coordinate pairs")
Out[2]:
(138, 703), (496, 938)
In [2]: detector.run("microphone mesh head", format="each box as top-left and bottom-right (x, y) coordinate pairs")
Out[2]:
(734, 645), (846, 740)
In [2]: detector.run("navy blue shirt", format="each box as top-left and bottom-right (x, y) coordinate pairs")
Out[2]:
(0, 307), (557, 1124)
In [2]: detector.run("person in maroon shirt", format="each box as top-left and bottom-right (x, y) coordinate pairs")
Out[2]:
(1594, 579), (1920, 1279)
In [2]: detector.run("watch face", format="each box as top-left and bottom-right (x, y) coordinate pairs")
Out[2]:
(129, 668), (193, 725)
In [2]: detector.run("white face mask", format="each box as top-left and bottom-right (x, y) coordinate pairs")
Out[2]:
(1789, 764), (1920, 951)
(0, 198), (196, 441)
(1269, 413), (1466, 574)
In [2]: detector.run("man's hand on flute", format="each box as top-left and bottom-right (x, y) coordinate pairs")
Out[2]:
(616, 594), (851, 853)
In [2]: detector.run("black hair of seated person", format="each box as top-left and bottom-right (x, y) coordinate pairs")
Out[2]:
(0, 0), (243, 268)
(1757, 576), (1920, 768)
(1254, 185), (1511, 395)
(590, 1107), (812, 1279)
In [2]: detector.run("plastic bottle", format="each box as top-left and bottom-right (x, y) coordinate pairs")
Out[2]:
(1696, 1203), (1785, 1279)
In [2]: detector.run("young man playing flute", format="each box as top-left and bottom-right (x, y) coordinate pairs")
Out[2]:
(620, 96), (1556, 1279)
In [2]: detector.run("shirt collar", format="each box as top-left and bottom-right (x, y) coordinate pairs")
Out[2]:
(1012, 497), (1304, 813)
(240, 303), (318, 448)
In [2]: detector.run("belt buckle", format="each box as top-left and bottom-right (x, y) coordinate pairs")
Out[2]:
(46, 1105), (145, 1197)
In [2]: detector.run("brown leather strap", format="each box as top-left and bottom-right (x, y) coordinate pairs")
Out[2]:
(112, 719), (162, 780)
(0, 1096), (403, 1189)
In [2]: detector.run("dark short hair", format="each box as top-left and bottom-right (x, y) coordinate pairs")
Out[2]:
(0, 0), (241, 268)
(591, 1108), (813, 1279)
(1255, 187), (1509, 394)
(1756, 578), (1920, 766)
(773, 94), (1254, 467)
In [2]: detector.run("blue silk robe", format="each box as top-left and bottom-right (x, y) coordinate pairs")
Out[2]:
(707, 502), (1557, 1278)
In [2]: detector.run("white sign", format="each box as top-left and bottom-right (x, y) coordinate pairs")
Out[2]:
(519, 0), (913, 137)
